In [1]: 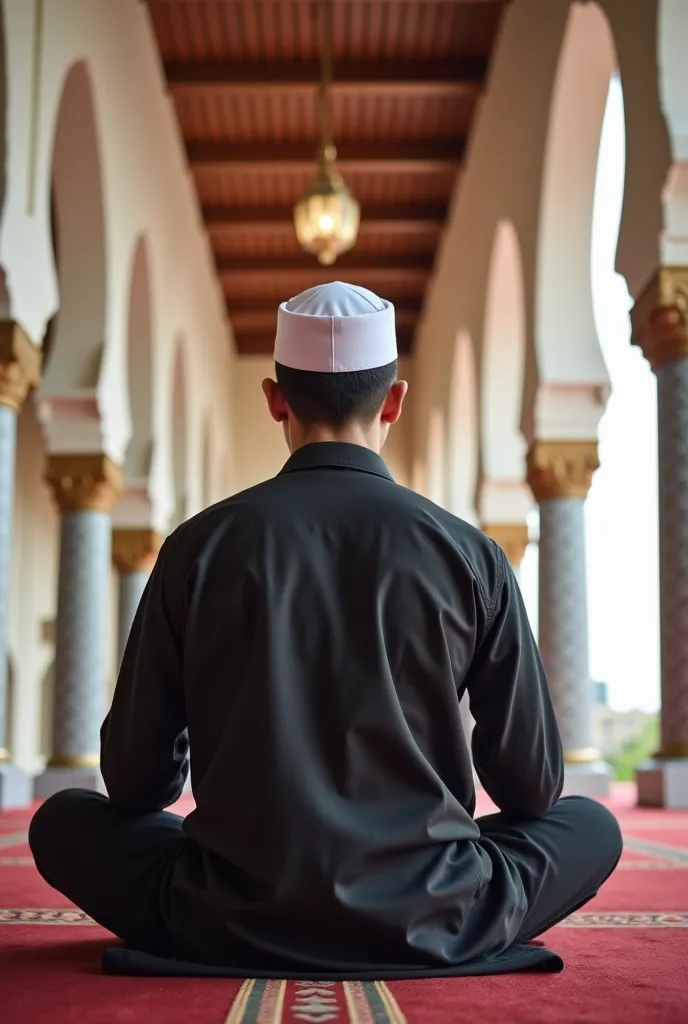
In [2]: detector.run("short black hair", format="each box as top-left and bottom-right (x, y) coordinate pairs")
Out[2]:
(275, 360), (398, 428)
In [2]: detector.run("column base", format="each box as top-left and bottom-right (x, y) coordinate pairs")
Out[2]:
(561, 760), (613, 798)
(0, 763), (33, 809)
(636, 758), (688, 809)
(34, 765), (106, 800)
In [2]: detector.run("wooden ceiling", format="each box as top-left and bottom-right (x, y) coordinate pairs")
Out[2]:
(145, 0), (510, 356)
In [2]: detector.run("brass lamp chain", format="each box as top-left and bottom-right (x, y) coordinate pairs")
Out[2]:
(316, 0), (335, 164)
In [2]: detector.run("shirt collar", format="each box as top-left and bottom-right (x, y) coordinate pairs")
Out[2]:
(278, 442), (394, 482)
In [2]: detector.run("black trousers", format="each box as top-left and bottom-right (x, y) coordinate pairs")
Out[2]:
(29, 790), (622, 960)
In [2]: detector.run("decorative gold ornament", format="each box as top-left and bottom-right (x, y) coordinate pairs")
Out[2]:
(48, 754), (100, 768)
(526, 441), (599, 502)
(482, 523), (529, 569)
(112, 528), (163, 574)
(0, 321), (42, 412)
(45, 453), (123, 513)
(655, 741), (688, 760)
(630, 266), (688, 371)
(564, 747), (601, 765)
(294, 0), (360, 265)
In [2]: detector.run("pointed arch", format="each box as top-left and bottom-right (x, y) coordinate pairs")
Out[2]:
(125, 235), (154, 481)
(425, 408), (446, 507)
(447, 331), (479, 525)
(202, 413), (214, 508)
(481, 220), (528, 484)
(41, 60), (107, 393)
(171, 338), (189, 527)
(535, 2), (618, 393)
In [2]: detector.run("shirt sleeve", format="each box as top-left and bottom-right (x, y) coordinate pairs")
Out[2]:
(100, 539), (189, 810)
(466, 547), (564, 818)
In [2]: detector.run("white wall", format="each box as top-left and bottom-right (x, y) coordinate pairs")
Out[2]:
(0, 0), (236, 528)
(8, 395), (58, 771)
(412, 0), (671, 486)
(1, 0), (239, 770)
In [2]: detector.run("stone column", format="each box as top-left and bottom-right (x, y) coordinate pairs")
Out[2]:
(112, 528), (162, 668)
(0, 323), (41, 808)
(632, 268), (688, 807)
(35, 454), (122, 798)
(527, 440), (611, 797)
(482, 522), (529, 578)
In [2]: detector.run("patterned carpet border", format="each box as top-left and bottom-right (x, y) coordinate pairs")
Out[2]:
(2, 909), (688, 929)
(224, 979), (407, 1024)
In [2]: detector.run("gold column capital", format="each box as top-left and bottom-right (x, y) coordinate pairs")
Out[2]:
(655, 740), (688, 759)
(526, 441), (599, 502)
(631, 265), (688, 372)
(112, 527), (163, 574)
(482, 522), (529, 569)
(0, 320), (42, 412)
(45, 453), (123, 513)
(564, 747), (601, 765)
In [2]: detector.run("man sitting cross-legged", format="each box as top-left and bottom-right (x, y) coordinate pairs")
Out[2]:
(30, 283), (622, 978)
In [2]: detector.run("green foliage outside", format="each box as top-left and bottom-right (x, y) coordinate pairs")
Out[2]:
(610, 715), (659, 781)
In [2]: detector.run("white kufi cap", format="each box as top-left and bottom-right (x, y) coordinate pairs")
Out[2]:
(274, 281), (397, 373)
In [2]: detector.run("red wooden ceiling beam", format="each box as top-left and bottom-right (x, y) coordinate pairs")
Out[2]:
(165, 58), (487, 98)
(205, 203), (447, 232)
(149, 1), (503, 6)
(188, 139), (464, 175)
(216, 252), (433, 273)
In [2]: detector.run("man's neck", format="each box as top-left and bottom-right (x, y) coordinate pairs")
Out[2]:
(291, 422), (380, 453)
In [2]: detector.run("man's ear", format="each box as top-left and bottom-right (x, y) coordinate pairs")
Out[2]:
(380, 380), (408, 425)
(262, 378), (289, 423)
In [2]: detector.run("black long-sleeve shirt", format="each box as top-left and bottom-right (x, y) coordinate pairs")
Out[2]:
(101, 441), (563, 973)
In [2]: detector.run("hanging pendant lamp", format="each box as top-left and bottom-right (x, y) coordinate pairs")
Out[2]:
(293, 0), (360, 265)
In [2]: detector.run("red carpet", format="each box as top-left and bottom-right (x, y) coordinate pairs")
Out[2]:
(1, 785), (687, 1023)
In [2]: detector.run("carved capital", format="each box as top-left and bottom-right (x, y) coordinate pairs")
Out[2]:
(655, 740), (688, 760)
(112, 528), (163, 574)
(526, 441), (599, 502)
(564, 747), (601, 765)
(0, 321), (42, 412)
(45, 453), (123, 513)
(482, 523), (529, 569)
(631, 266), (688, 371)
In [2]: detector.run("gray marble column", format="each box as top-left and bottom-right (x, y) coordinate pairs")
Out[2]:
(36, 454), (122, 797)
(527, 441), (611, 797)
(0, 324), (41, 809)
(538, 498), (593, 754)
(656, 357), (688, 759)
(117, 570), (148, 667)
(634, 294), (688, 806)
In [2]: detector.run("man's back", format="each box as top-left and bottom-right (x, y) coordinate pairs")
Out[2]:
(100, 442), (564, 972)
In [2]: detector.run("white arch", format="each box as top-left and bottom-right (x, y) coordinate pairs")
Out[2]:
(447, 331), (479, 525)
(425, 408), (446, 507)
(172, 338), (189, 527)
(658, 0), (688, 266)
(201, 413), (214, 508)
(481, 220), (527, 480)
(41, 60), (107, 394)
(534, 2), (617, 398)
(125, 234), (154, 481)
